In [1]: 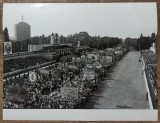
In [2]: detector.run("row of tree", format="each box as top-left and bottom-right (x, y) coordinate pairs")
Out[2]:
(88, 36), (122, 49)
(3, 27), (123, 52)
(3, 27), (156, 53)
(124, 33), (156, 50)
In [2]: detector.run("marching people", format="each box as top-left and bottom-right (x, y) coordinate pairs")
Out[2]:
(4, 48), (129, 109)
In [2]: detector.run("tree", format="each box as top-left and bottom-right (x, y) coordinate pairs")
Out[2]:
(135, 34), (151, 50)
(140, 34), (143, 39)
(3, 27), (10, 42)
(150, 33), (156, 43)
(151, 33), (156, 39)
(42, 34), (45, 44)
(124, 38), (137, 49)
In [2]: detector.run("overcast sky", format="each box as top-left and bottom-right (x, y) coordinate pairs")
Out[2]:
(3, 3), (157, 39)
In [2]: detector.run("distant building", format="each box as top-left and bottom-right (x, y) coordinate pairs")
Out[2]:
(67, 43), (73, 47)
(51, 33), (60, 45)
(73, 32), (89, 41)
(14, 21), (31, 41)
(28, 44), (71, 59)
(78, 32), (89, 40)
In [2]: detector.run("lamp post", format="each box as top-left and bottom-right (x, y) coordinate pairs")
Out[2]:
(96, 39), (99, 50)
(139, 42), (141, 51)
(138, 42), (142, 62)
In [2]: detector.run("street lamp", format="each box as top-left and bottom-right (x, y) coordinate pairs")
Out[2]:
(138, 42), (142, 62)
(139, 42), (141, 51)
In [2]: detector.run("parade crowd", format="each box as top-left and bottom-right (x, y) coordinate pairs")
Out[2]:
(4, 56), (50, 73)
(3, 48), (129, 109)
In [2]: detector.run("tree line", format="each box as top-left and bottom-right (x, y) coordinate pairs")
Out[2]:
(4, 26), (155, 53)
(124, 33), (156, 50)
(3, 27), (123, 53)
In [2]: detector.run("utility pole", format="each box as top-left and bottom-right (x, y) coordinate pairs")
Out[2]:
(139, 43), (140, 51)
(97, 36), (99, 50)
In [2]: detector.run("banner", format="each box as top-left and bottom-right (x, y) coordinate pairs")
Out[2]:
(60, 86), (78, 99)
(4, 42), (12, 55)
(115, 50), (123, 55)
(29, 71), (37, 83)
(106, 56), (112, 63)
(94, 62), (102, 69)
(83, 69), (95, 80)
(39, 69), (49, 74)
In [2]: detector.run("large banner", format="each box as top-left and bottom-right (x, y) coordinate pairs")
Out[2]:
(106, 56), (112, 63)
(60, 86), (78, 99)
(100, 56), (112, 65)
(4, 42), (12, 55)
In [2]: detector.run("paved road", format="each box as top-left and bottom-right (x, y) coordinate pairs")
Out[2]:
(81, 51), (149, 109)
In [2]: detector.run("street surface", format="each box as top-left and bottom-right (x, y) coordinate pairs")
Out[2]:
(81, 51), (149, 109)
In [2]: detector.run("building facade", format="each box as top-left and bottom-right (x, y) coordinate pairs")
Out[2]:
(51, 33), (60, 45)
(14, 22), (31, 41)
(73, 32), (89, 41)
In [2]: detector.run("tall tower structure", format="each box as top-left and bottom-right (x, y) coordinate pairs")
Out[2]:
(14, 16), (31, 41)
(51, 33), (54, 45)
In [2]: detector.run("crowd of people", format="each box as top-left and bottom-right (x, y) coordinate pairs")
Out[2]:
(3, 66), (90, 108)
(4, 56), (51, 73)
(3, 48), (129, 109)
(140, 50), (157, 108)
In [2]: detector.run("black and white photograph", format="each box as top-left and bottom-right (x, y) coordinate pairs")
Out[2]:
(2, 3), (158, 121)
